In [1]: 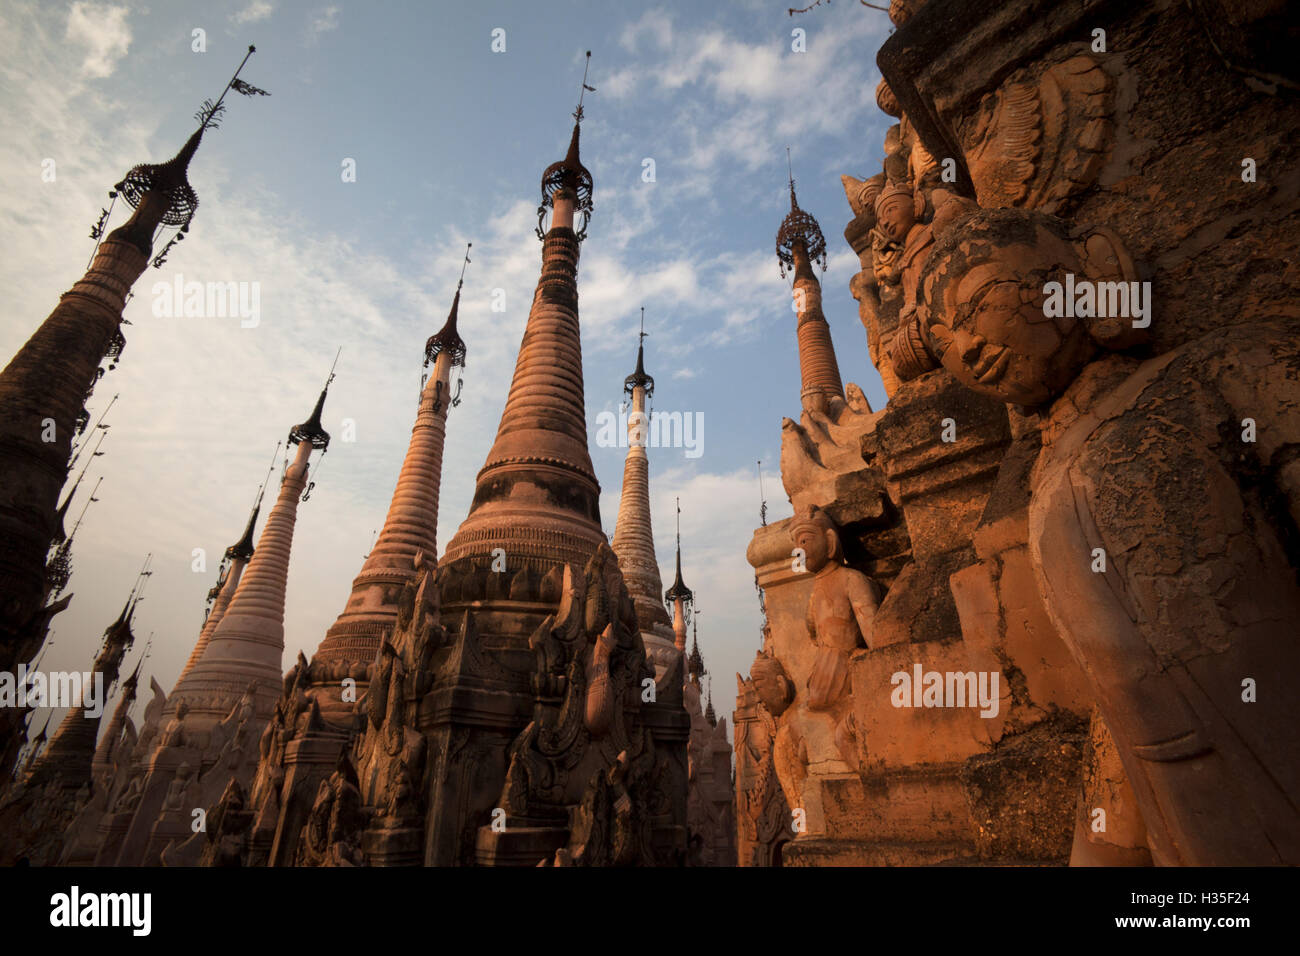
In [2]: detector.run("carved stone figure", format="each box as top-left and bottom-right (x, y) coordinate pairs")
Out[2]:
(917, 203), (1300, 863)
(789, 505), (882, 767)
(297, 755), (366, 867)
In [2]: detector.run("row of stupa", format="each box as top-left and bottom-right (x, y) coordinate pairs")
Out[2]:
(0, 49), (734, 867)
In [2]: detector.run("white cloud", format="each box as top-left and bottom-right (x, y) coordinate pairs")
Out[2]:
(601, 11), (886, 178)
(619, 9), (674, 53)
(65, 2), (131, 79)
(306, 5), (340, 44)
(232, 0), (273, 25)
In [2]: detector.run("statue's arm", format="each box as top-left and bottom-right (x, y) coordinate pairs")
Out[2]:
(847, 571), (879, 649)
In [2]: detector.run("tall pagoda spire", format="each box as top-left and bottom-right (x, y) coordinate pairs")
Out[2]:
(0, 48), (269, 687)
(174, 463), (272, 687)
(25, 559), (150, 792)
(611, 310), (678, 678)
(92, 647), (145, 782)
(110, 379), (329, 868)
(309, 247), (471, 723)
(776, 149), (844, 413)
(166, 370), (331, 734)
(612, 311), (671, 627)
(441, 61), (605, 598)
(664, 498), (695, 653)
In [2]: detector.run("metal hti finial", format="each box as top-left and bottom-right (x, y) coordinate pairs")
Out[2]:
(426, 244), (471, 380)
(325, 346), (341, 389)
(257, 441), (280, 510)
(758, 460), (768, 527)
(458, 242), (472, 290)
(787, 146), (797, 209)
(575, 50), (594, 123)
(539, 53), (596, 240)
(127, 553), (154, 611)
(624, 307), (654, 399)
(665, 496), (694, 623)
(195, 46), (263, 131)
(116, 46), (270, 248)
(289, 353), (336, 452)
(776, 148), (827, 278)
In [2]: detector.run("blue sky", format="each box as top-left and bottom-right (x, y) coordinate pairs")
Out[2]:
(0, 0), (895, 740)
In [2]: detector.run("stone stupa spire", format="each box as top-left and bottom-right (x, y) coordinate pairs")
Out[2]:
(440, 60), (604, 595)
(91, 647), (144, 781)
(240, 256), (475, 868)
(664, 498), (695, 653)
(0, 48), (268, 681)
(776, 149), (844, 414)
(611, 310), (679, 680)
(166, 367), (332, 734)
(308, 246), (471, 722)
(173, 465), (271, 687)
(25, 560), (149, 792)
(612, 312), (673, 624)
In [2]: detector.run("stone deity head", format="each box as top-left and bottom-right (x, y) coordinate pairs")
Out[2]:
(789, 505), (843, 575)
(918, 208), (1142, 406)
(874, 183), (921, 244)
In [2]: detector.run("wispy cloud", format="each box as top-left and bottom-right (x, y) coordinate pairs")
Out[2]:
(65, 2), (131, 79)
(305, 5), (339, 44)
(232, 0), (273, 26)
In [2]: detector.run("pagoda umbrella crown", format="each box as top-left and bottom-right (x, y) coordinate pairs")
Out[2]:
(624, 308), (654, 399)
(537, 51), (596, 241)
(776, 149), (827, 279)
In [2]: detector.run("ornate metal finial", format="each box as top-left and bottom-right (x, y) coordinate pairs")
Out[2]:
(227, 445), (276, 562)
(776, 148), (827, 279)
(757, 460), (768, 527)
(69, 393), (117, 466)
(44, 473), (103, 599)
(575, 50), (594, 123)
(123, 634), (151, 696)
(115, 46), (270, 240)
(110, 552), (153, 646)
(425, 242), (471, 373)
(664, 497), (695, 625)
(623, 307), (655, 399)
(688, 614), (706, 681)
(787, 146), (797, 210)
(289, 350), (337, 450)
(538, 52), (595, 241)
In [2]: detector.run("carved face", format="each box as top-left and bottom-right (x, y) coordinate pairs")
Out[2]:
(794, 525), (833, 574)
(750, 655), (792, 717)
(920, 213), (1097, 406)
(875, 190), (917, 244)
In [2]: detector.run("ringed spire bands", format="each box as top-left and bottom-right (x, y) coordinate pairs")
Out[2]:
(440, 77), (605, 600)
(612, 310), (673, 640)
